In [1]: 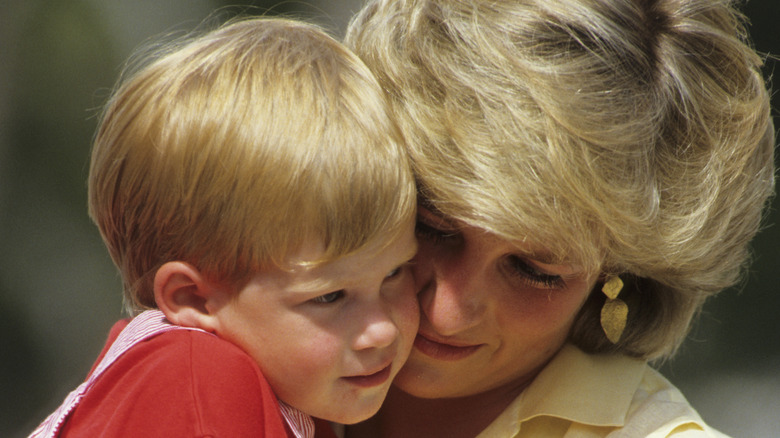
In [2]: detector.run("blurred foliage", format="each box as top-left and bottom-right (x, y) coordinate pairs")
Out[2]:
(0, 0), (777, 437)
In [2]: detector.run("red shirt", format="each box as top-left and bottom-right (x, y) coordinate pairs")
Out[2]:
(31, 312), (338, 437)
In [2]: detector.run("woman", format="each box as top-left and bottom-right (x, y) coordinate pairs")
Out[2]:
(341, 0), (774, 436)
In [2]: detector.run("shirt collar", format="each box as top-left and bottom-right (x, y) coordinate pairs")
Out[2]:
(511, 344), (646, 427)
(278, 400), (315, 438)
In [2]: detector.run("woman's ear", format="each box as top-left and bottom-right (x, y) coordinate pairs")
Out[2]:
(153, 261), (223, 333)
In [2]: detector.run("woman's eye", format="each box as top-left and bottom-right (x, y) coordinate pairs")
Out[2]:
(505, 256), (566, 289)
(415, 220), (457, 244)
(311, 290), (344, 304)
(386, 267), (401, 278)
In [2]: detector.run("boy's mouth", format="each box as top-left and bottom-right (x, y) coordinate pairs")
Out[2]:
(342, 364), (393, 388)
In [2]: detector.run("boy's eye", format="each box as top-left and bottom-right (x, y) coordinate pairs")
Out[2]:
(311, 290), (344, 304)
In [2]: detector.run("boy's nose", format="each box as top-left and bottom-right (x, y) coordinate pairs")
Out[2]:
(352, 303), (399, 350)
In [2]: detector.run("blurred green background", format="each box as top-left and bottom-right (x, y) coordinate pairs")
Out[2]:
(1, 1), (777, 437)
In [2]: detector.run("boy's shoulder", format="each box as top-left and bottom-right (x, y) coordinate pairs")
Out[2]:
(61, 321), (289, 437)
(121, 326), (269, 388)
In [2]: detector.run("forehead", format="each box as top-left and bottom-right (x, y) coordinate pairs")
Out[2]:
(417, 203), (595, 270)
(267, 222), (418, 292)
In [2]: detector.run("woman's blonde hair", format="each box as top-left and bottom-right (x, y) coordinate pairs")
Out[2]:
(346, 0), (774, 359)
(89, 17), (415, 314)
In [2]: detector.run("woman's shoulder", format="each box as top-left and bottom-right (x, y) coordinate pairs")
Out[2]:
(624, 366), (730, 437)
(477, 345), (729, 437)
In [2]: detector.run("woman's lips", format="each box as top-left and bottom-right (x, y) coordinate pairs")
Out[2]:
(342, 364), (393, 388)
(413, 333), (481, 360)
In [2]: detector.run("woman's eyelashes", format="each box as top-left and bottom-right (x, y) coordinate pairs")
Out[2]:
(311, 290), (345, 304)
(415, 218), (458, 244)
(504, 255), (566, 289)
(415, 209), (567, 290)
(386, 266), (401, 278)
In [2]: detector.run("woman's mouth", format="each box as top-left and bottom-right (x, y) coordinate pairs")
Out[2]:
(413, 333), (482, 360)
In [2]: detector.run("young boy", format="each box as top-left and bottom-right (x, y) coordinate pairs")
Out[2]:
(30, 17), (418, 437)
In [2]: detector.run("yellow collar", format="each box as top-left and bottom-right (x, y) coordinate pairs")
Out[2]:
(484, 344), (647, 435)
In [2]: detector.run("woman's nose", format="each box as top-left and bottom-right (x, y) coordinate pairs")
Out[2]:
(417, 253), (486, 336)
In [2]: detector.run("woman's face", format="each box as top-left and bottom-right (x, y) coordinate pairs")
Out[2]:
(393, 206), (599, 400)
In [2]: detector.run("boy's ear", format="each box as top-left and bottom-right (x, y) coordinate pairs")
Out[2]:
(153, 261), (223, 333)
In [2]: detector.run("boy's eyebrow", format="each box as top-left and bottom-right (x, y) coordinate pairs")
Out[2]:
(282, 231), (419, 295)
(285, 276), (342, 294)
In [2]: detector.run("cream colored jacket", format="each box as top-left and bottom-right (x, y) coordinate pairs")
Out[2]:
(476, 344), (728, 437)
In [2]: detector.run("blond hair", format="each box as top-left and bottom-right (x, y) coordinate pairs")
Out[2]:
(90, 17), (415, 313)
(346, 0), (774, 359)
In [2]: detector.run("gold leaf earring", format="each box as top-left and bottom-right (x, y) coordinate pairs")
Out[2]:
(600, 276), (627, 344)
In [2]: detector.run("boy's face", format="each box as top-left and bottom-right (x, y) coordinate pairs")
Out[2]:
(211, 219), (419, 424)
